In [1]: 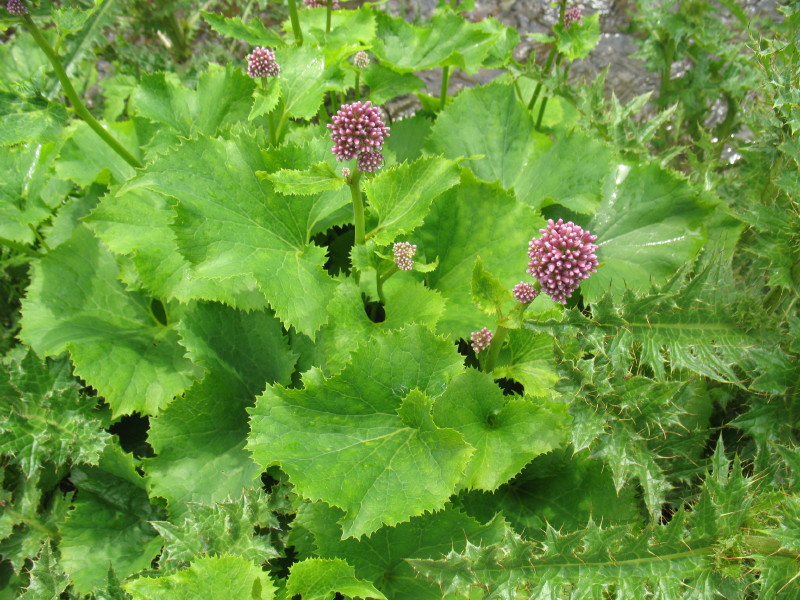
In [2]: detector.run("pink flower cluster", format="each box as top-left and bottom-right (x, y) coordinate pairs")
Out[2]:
(513, 282), (539, 304)
(527, 219), (598, 304)
(393, 242), (417, 271)
(247, 47), (280, 79)
(6, 0), (27, 15)
(358, 150), (383, 173)
(328, 101), (390, 164)
(304, 0), (341, 7)
(470, 328), (493, 353)
(564, 7), (582, 29)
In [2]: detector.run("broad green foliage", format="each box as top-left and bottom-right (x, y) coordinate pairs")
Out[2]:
(1, 0), (798, 598)
(124, 555), (275, 600)
(19, 226), (199, 417)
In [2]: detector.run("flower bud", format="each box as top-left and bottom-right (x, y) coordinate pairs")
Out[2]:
(527, 219), (598, 304)
(341, 167), (351, 179)
(392, 242), (417, 271)
(6, 0), (28, 15)
(304, 0), (341, 8)
(327, 101), (390, 162)
(513, 282), (539, 304)
(357, 149), (383, 173)
(353, 51), (369, 70)
(564, 7), (582, 29)
(470, 328), (493, 353)
(247, 47), (280, 79)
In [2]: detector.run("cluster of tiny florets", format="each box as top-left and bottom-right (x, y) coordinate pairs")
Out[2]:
(247, 47), (280, 79)
(564, 7), (582, 29)
(303, 0), (341, 8)
(6, 0), (27, 15)
(470, 328), (493, 353)
(327, 101), (390, 162)
(393, 242), (417, 271)
(353, 51), (370, 69)
(341, 167), (351, 179)
(358, 149), (384, 173)
(513, 282), (539, 304)
(527, 219), (598, 304)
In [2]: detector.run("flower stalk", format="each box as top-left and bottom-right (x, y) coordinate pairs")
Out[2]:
(348, 167), (365, 246)
(440, 66), (451, 111)
(22, 14), (142, 169)
(481, 324), (508, 373)
(287, 0), (304, 45)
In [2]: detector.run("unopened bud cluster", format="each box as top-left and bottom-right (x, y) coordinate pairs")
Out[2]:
(564, 7), (582, 29)
(341, 167), (351, 179)
(353, 51), (370, 69)
(512, 282), (539, 304)
(527, 219), (598, 304)
(328, 101), (390, 167)
(358, 149), (383, 173)
(247, 47), (280, 79)
(393, 242), (416, 271)
(304, 0), (341, 8)
(470, 328), (493, 353)
(6, 0), (27, 15)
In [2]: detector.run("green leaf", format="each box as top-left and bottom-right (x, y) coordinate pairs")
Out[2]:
(114, 134), (337, 336)
(365, 156), (460, 245)
(432, 369), (567, 491)
(19, 226), (199, 417)
(18, 541), (69, 600)
(60, 445), (164, 595)
(555, 11), (601, 61)
(0, 93), (68, 147)
(470, 257), (512, 317)
(371, 12), (496, 74)
(418, 170), (544, 339)
(287, 558), (387, 600)
(492, 329), (559, 397)
(513, 130), (614, 213)
(290, 7), (376, 48)
(146, 302), (295, 516)
(151, 489), (281, 575)
(124, 555), (275, 600)
(130, 65), (255, 139)
(275, 45), (346, 120)
(249, 81), (282, 121)
(582, 163), (714, 302)
(384, 115), (432, 164)
(0, 350), (110, 476)
(248, 325), (469, 538)
(426, 83), (550, 190)
(267, 162), (345, 196)
(298, 503), (505, 600)
(202, 11), (285, 47)
(55, 120), (139, 186)
(362, 63), (424, 105)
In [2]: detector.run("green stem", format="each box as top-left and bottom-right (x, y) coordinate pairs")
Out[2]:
(482, 325), (508, 373)
(355, 71), (361, 101)
(527, 0), (566, 112)
(273, 108), (290, 145)
(326, 0), (333, 33)
(349, 168), (365, 246)
(659, 39), (674, 102)
(376, 266), (397, 305)
(23, 15), (142, 169)
(440, 66), (451, 111)
(287, 0), (303, 46)
(0, 237), (42, 258)
(536, 96), (549, 129)
(28, 224), (51, 253)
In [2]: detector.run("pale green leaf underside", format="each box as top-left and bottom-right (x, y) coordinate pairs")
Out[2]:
(248, 325), (468, 538)
(19, 226), (198, 417)
(287, 558), (387, 600)
(125, 555), (276, 600)
(267, 161), (345, 196)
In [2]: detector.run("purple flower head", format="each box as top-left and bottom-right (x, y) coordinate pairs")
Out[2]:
(358, 149), (384, 173)
(327, 101), (390, 162)
(527, 218), (598, 304)
(513, 282), (539, 304)
(247, 47), (280, 79)
(6, 0), (27, 15)
(353, 51), (370, 69)
(304, 0), (341, 7)
(470, 328), (493, 353)
(564, 7), (582, 29)
(393, 242), (417, 271)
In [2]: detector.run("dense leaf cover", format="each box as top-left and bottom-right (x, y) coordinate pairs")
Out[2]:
(0, 0), (798, 598)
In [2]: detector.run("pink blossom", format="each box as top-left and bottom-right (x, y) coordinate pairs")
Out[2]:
(470, 328), (493, 353)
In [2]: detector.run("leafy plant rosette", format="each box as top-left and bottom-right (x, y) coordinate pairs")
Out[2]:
(0, 0), (798, 599)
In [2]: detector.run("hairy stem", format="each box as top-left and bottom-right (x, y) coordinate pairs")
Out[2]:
(482, 325), (508, 373)
(287, 0), (303, 46)
(23, 15), (142, 169)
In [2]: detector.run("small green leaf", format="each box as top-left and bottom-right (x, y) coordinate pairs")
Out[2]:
(249, 80), (281, 121)
(267, 162), (345, 196)
(0, 93), (67, 146)
(276, 45), (346, 120)
(18, 541), (69, 600)
(202, 11), (285, 47)
(471, 257), (512, 317)
(362, 63), (424, 105)
(492, 329), (559, 397)
(124, 555), (276, 600)
(287, 558), (387, 600)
